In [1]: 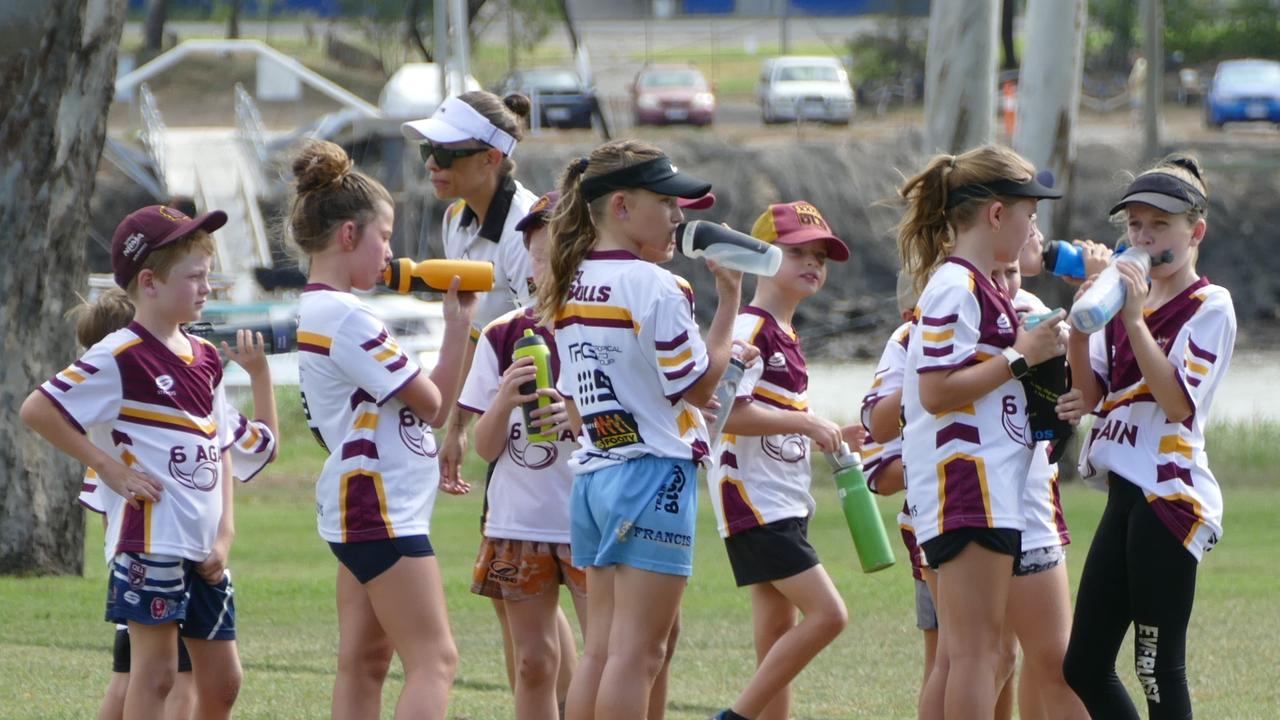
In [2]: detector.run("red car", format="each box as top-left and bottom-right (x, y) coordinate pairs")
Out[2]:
(632, 65), (715, 127)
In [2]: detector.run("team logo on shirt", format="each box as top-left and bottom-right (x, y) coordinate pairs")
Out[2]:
(996, 313), (1014, 334)
(128, 561), (146, 590)
(584, 410), (643, 450)
(168, 444), (221, 491)
(761, 433), (807, 463)
(1000, 394), (1034, 448)
(399, 407), (438, 457)
(507, 422), (560, 470)
(569, 341), (622, 366)
(155, 375), (176, 397)
(766, 352), (787, 369)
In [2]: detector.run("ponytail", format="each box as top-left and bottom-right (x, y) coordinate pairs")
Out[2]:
(70, 288), (135, 348)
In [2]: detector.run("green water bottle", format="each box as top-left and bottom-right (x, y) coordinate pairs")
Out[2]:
(512, 329), (556, 443)
(827, 442), (896, 573)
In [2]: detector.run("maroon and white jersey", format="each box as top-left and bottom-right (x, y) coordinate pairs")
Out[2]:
(860, 321), (911, 493)
(297, 285), (436, 544)
(1012, 289), (1069, 551)
(457, 306), (577, 544)
(903, 258), (1033, 547)
(553, 251), (710, 474)
(708, 307), (814, 538)
(40, 322), (232, 561)
(1081, 278), (1235, 560)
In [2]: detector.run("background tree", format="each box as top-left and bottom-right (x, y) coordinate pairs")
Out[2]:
(0, 0), (128, 574)
(923, 0), (1000, 153)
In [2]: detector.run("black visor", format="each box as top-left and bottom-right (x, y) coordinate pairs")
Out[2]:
(579, 156), (712, 203)
(946, 171), (1062, 210)
(1108, 173), (1207, 216)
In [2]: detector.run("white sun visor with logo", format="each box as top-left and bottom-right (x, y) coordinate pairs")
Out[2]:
(401, 96), (518, 156)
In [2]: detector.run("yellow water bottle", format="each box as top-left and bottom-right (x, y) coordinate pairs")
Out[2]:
(383, 258), (494, 293)
(511, 329), (556, 443)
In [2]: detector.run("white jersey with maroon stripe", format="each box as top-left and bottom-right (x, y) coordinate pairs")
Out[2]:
(40, 322), (232, 562)
(903, 258), (1033, 547)
(81, 404), (277, 565)
(1012, 289), (1070, 551)
(708, 307), (814, 538)
(297, 285), (437, 544)
(458, 306), (577, 543)
(553, 250), (710, 474)
(1081, 278), (1234, 560)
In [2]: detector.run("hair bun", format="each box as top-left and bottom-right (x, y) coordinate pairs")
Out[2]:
(503, 93), (532, 120)
(1164, 153), (1204, 181)
(293, 140), (353, 194)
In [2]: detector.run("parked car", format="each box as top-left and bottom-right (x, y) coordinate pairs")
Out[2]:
(631, 64), (715, 126)
(379, 63), (481, 119)
(1204, 59), (1280, 129)
(757, 56), (855, 125)
(493, 67), (598, 129)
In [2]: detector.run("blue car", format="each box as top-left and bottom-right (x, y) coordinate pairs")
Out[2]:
(1204, 59), (1280, 129)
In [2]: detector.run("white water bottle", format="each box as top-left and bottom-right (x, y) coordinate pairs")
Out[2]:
(677, 221), (783, 276)
(708, 357), (747, 440)
(1068, 247), (1152, 334)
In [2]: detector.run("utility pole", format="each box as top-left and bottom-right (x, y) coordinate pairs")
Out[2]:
(450, 0), (471, 95)
(923, 0), (1000, 153)
(780, 0), (791, 54)
(435, 0), (448, 98)
(1142, 0), (1163, 159)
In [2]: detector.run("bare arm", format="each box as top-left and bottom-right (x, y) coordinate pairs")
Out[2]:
(682, 263), (743, 408)
(872, 458), (905, 496)
(867, 389), (904, 444)
(223, 329), (278, 443)
(721, 401), (842, 453)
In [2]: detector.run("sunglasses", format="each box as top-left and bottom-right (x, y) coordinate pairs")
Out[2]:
(419, 142), (488, 168)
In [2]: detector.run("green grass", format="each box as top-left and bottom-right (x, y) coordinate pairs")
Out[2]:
(4, 411), (1279, 718)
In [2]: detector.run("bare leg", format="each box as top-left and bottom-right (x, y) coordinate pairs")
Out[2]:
(493, 598), (516, 692)
(646, 613), (680, 720)
(1010, 563), (1088, 720)
(918, 569), (945, 720)
(505, 591), (564, 720)
(937, 544), (1013, 720)
(593, 566), (686, 720)
(331, 565), (393, 720)
(125, 621), (179, 720)
(556, 606), (578, 708)
(98, 672), (129, 720)
(566, 566), (614, 720)
(183, 638), (242, 720)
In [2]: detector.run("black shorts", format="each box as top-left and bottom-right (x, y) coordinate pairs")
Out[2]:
(921, 527), (1021, 570)
(329, 535), (434, 584)
(112, 627), (192, 673)
(724, 516), (821, 587)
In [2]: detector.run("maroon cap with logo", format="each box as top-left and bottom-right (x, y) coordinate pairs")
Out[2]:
(111, 205), (227, 289)
(750, 200), (850, 262)
(514, 191), (561, 235)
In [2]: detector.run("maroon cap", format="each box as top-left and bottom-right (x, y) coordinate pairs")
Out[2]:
(111, 205), (227, 289)
(515, 191), (560, 234)
(678, 192), (716, 210)
(750, 201), (850, 262)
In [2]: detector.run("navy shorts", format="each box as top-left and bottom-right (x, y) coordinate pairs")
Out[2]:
(329, 535), (434, 584)
(105, 553), (237, 641)
(921, 528), (1022, 570)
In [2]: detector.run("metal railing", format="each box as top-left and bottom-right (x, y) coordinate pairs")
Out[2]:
(234, 82), (268, 179)
(138, 83), (168, 196)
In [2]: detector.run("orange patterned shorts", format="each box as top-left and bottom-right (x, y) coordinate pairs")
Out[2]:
(470, 537), (587, 602)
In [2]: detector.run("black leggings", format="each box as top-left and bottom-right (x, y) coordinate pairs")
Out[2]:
(1063, 476), (1199, 720)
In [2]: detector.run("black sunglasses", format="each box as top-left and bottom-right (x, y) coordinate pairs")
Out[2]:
(419, 142), (488, 168)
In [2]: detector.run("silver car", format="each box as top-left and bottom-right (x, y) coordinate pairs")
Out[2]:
(758, 56), (856, 125)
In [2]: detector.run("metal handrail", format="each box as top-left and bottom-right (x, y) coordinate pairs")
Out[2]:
(234, 82), (268, 177)
(138, 83), (168, 196)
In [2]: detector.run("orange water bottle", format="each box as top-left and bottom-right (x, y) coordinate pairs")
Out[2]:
(383, 258), (494, 293)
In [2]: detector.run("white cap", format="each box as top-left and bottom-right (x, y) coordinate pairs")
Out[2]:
(401, 96), (518, 156)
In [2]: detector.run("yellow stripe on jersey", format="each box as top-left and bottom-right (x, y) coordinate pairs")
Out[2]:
(557, 303), (640, 334)
(353, 412), (379, 431)
(677, 407), (698, 436)
(746, 316), (767, 344)
(1158, 434), (1194, 460)
(119, 406), (216, 436)
(297, 331), (333, 349)
(87, 468), (98, 478)
(144, 501), (153, 554)
(862, 445), (884, 460)
(1148, 492), (1205, 548)
(62, 369), (86, 384)
(374, 348), (398, 362)
(239, 425), (261, 451)
(113, 338), (143, 356)
(1101, 382), (1151, 411)
(932, 403), (976, 419)
(447, 200), (467, 219)
(339, 470), (395, 543)
(659, 348), (694, 368)
(1187, 360), (1210, 376)
(720, 476), (766, 526)
(936, 452), (993, 531)
(753, 385), (808, 411)
(922, 329), (954, 342)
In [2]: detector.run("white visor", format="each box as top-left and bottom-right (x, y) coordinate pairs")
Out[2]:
(400, 96), (518, 156)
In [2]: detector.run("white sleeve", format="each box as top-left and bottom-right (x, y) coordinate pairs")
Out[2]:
(79, 469), (106, 514)
(331, 308), (422, 405)
(457, 329), (502, 416)
(499, 232), (534, 308)
(224, 403), (277, 483)
(915, 280), (982, 373)
(1170, 290), (1236, 420)
(862, 326), (908, 428)
(1088, 327), (1111, 395)
(38, 342), (122, 434)
(642, 276), (709, 402)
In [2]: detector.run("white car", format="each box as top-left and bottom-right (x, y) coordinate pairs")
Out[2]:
(379, 63), (482, 119)
(758, 56), (855, 125)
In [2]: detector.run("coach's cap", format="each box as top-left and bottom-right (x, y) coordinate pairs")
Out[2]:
(1108, 172), (1208, 216)
(579, 155), (712, 204)
(111, 205), (227, 289)
(750, 201), (850, 263)
(401, 96), (518, 156)
(678, 192), (716, 210)
(515, 191), (560, 235)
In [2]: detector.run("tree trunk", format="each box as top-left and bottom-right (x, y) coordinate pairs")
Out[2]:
(1000, 0), (1017, 70)
(405, 0), (434, 61)
(1013, 0), (1087, 240)
(144, 0), (167, 51)
(227, 0), (242, 39)
(0, 0), (127, 575)
(923, 0), (1000, 154)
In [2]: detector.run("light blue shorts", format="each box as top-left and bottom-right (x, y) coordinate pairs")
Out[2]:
(570, 455), (698, 577)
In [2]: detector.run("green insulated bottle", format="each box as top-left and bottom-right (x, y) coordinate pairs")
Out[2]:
(827, 442), (896, 573)
(511, 329), (556, 443)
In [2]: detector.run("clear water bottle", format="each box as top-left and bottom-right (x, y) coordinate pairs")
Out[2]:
(1068, 247), (1152, 334)
(707, 357), (747, 440)
(677, 221), (783, 276)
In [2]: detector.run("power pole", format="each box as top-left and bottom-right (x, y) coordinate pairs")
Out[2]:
(450, 0), (471, 95)
(1142, 0), (1163, 159)
(1013, 0), (1087, 240)
(436, 0), (449, 97)
(923, 0), (1000, 153)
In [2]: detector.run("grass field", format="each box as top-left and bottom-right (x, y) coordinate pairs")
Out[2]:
(3, 459), (1278, 718)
